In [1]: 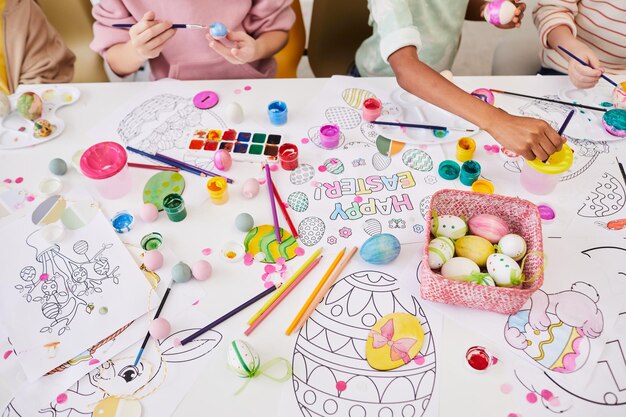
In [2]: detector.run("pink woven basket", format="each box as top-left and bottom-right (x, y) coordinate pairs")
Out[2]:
(421, 189), (544, 314)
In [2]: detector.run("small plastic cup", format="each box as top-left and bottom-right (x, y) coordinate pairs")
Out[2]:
(278, 143), (299, 171)
(362, 97), (382, 122)
(319, 124), (340, 149)
(456, 137), (476, 162)
(163, 193), (187, 222)
(520, 143), (573, 195)
(207, 177), (229, 205)
(438, 160), (460, 180)
(141, 232), (163, 250)
(460, 160), (481, 186)
(268, 101), (288, 125)
(80, 142), (131, 199)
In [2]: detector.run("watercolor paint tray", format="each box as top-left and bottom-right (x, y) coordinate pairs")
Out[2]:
(186, 128), (283, 161)
(372, 89), (479, 145)
(0, 85), (80, 150)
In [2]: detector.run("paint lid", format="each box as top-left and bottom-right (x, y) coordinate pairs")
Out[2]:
(438, 160), (460, 180)
(537, 203), (556, 223)
(471, 179), (494, 194)
(80, 142), (128, 180)
(525, 143), (573, 174)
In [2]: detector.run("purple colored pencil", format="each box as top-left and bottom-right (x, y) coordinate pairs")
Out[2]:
(155, 152), (234, 183)
(265, 164), (282, 243)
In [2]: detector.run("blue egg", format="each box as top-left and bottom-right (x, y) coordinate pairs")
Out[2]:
(172, 261), (193, 283)
(235, 213), (254, 232)
(210, 22), (228, 38)
(49, 158), (67, 175)
(359, 233), (401, 265)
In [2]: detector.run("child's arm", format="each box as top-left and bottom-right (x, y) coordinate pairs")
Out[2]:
(388, 47), (564, 161)
(466, 0), (526, 28)
(207, 30), (289, 65)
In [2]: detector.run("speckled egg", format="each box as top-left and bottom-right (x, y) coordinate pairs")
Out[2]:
(172, 261), (193, 283)
(235, 212), (254, 232)
(49, 158), (67, 175)
(16, 92), (43, 120)
(441, 257), (480, 280)
(360, 233), (401, 265)
(486, 253), (523, 287)
(431, 214), (467, 239)
(427, 237), (455, 269)
(34, 119), (54, 138)
(497, 234), (527, 261)
(227, 339), (260, 378)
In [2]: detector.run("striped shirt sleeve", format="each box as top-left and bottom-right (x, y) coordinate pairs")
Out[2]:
(533, 0), (579, 49)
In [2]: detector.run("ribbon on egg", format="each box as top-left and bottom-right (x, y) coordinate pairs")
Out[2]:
(229, 340), (291, 395)
(233, 357), (292, 395)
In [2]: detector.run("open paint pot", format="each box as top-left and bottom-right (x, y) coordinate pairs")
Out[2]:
(520, 143), (573, 195)
(163, 193), (187, 222)
(80, 142), (131, 199)
(278, 143), (299, 170)
(362, 97), (382, 122)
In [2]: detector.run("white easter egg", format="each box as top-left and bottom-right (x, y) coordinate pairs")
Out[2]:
(486, 253), (522, 287)
(497, 233), (527, 261)
(441, 257), (480, 280)
(226, 102), (244, 124)
(428, 237), (455, 269)
(431, 214), (467, 239)
(227, 339), (260, 378)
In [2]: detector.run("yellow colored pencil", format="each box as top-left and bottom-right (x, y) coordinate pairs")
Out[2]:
(247, 248), (322, 325)
(292, 246), (358, 334)
(285, 247), (346, 335)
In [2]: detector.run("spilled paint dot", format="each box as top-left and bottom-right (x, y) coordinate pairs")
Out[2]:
(56, 393), (68, 404)
(500, 383), (513, 394)
(244, 86), (252, 91)
(295, 247), (305, 256)
(201, 248), (213, 256)
(264, 264), (276, 274)
(244, 253), (254, 266)
(3, 178), (11, 183)
(3, 350), (13, 360)
(541, 389), (553, 400)
(40, 273), (49, 281)
(413, 355), (425, 365)
(301, 138), (309, 144)
(354, 196), (363, 203)
(26, 195), (35, 202)
(269, 164), (279, 172)
(88, 359), (100, 366)
(600, 101), (613, 107)
(318, 165), (327, 172)
(507, 414), (521, 417)
(336, 381), (347, 392)
(15, 177), (23, 184)
(526, 392), (537, 403)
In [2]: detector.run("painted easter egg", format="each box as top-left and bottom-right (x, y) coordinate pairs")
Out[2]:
(34, 119), (55, 138)
(341, 88), (375, 109)
(287, 191), (309, 212)
(292, 270), (436, 417)
(366, 312), (424, 371)
(0, 91), (10, 117)
(213, 149), (232, 171)
(431, 214), (467, 239)
(143, 250), (164, 271)
(441, 257), (480, 280)
(297, 217), (325, 247)
(455, 235), (495, 267)
(471, 88), (495, 105)
(360, 233), (401, 265)
(325, 106), (361, 129)
(613, 83), (626, 110)
(242, 178), (260, 199)
(143, 171), (186, 210)
(427, 237), (455, 269)
(371, 152), (392, 171)
(244, 225), (298, 263)
(172, 261), (193, 283)
(228, 339), (260, 378)
(363, 218), (382, 236)
(290, 164), (315, 185)
(235, 212), (254, 232)
(468, 214), (510, 243)
(497, 234), (527, 261)
(402, 149), (433, 172)
(323, 158), (345, 174)
(484, 0), (517, 26)
(376, 135), (405, 157)
(93, 397), (142, 417)
(16, 92), (43, 120)
(602, 108), (626, 137)
(149, 317), (171, 340)
(486, 253), (522, 287)
(507, 310), (590, 373)
(192, 260), (213, 281)
(139, 203), (159, 223)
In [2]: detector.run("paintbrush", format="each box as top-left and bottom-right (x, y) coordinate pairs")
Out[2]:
(490, 89), (608, 112)
(558, 46), (620, 88)
(113, 23), (207, 29)
(371, 120), (476, 132)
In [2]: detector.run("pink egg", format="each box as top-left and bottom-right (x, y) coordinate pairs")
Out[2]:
(242, 178), (260, 199)
(468, 214), (510, 243)
(149, 317), (171, 340)
(214, 149), (233, 171)
(143, 250), (164, 271)
(139, 203), (159, 223)
(192, 260), (213, 281)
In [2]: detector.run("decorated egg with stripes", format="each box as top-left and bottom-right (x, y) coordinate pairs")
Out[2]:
(244, 225), (298, 263)
(431, 214), (467, 240)
(427, 237), (455, 269)
(341, 88), (375, 109)
(228, 339), (260, 378)
(402, 149), (433, 172)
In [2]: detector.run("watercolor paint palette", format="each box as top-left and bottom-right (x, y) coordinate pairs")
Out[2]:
(0, 85), (80, 150)
(186, 128), (283, 160)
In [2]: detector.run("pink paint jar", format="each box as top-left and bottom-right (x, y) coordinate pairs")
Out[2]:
(80, 142), (132, 199)
(278, 143), (299, 170)
(520, 144), (573, 195)
(362, 97), (382, 122)
(319, 124), (340, 149)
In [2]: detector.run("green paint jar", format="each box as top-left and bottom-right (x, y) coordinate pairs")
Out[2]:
(141, 232), (163, 250)
(163, 193), (187, 222)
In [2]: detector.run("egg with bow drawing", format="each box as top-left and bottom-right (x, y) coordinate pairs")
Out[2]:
(292, 270), (436, 417)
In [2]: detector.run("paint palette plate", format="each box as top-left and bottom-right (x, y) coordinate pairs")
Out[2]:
(558, 85), (615, 109)
(372, 89), (479, 145)
(0, 85), (80, 149)
(186, 128), (283, 161)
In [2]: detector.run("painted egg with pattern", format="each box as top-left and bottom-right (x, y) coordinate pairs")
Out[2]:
(287, 191), (309, 212)
(341, 88), (375, 109)
(454, 235), (495, 268)
(227, 339), (260, 378)
(486, 253), (523, 287)
(244, 225), (298, 263)
(427, 237), (455, 269)
(430, 214), (467, 239)
(402, 149), (433, 172)
(16, 92), (43, 120)
(290, 164), (315, 185)
(360, 233), (401, 265)
(298, 216), (325, 247)
(497, 234), (527, 261)
(323, 158), (345, 174)
(468, 214), (510, 243)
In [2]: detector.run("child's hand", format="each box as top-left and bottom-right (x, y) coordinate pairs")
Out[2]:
(128, 11), (176, 60)
(562, 41), (603, 89)
(483, 1), (526, 29)
(486, 109), (565, 161)
(207, 31), (258, 64)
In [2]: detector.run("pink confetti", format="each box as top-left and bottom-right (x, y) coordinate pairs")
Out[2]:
(264, 281), (274, 289)
(192, 300), (200, 306)
(40, 273), (49, 281)
(234, 89), (242, 94)
(173, 338), (182, 347)
(3, 350), (13, 360)
(301, 138), (309, 144)
(541, 389), (554, 401)
(88, 359), (100, 366)
(201, 248), (213, 256)
(264, 265), (276, 274)
(548, 397), (560, 407)
(3, 178), (11, 183)
(244, 85), (252, 91)
(258, 178), (267, 185)
(507, 414), (521, 417)
(413, 355), (425, 365)
(295, 247), (305, 256)
(354, 196), (363, 203)
(244, 253), (254, 266)
(269, 164), (279, 172)
(526, 392), (537, 403)
(336, 381), (347, 392)
(26, 195), (35, 202)
(15, 177), (23, 184)
(276, 257), (285, 265)
(491, 356), (498, 365)
(500, 383), (513, 394)
(318, 165), (327, 172)
(56, 393), (68, 404)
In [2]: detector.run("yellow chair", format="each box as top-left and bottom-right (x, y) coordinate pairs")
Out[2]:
(38, 0), (109, 83)
(274, 0), (306, 78)
(307, 0), (371, 77)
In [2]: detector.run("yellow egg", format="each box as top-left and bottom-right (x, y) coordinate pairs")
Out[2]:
(454, 235), (495, 267)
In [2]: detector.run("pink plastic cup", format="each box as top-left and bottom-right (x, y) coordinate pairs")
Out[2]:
(80, 142), (132, 199)
(362, 97), (382, 122)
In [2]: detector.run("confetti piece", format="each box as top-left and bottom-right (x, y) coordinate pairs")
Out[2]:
(318, 165), (327, 172)
(269, 164), (278, 172)
(3, 179), (11, 183)
(88, 359), (100, 366)
(301, 138), (309, 144)
(244, 253), (254, 266)
(244, 86), (252, 91)
(336, 381), (347, 392)
(526, 392), (537, 403)
(3, 350), (13, 360)
(264, 265), (276, 274)
(56, 393), (68, 404)
(192, 300), (199, 306)
(40, 273), (49, 281)
(413, 355), (425, 365)
(354, 196), (363, 203)
(201, 248), (212, 256)
(541, 389), (553, 400)
(15, 177), (23, 184)
(500, 383), (513, 394)
(295, 247), (305, 256)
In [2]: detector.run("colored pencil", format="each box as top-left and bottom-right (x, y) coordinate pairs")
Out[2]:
(126, 146), (205, 177)
(113, 23), (207, 29)
(285, 248), (346, 336)
(180, 285), (277, 345)
(558, 46), (619, 88)
(127, 162), (180, 172)
(272, 183), (298, 238)
(247, 248), (322, 325)
(265, 164), (282, 243)
(155, 152), (234, 183)
(133, 281), (174, 366)
(371, 120), (475, 132)
(558, 109), (575, 135)
(292, 247), (358, 334)
(245, 256), (323, 336)
(490, 89), (608, 112)
(617, 157), (626, 188)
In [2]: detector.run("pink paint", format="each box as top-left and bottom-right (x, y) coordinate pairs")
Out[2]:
(354, 196), (363, 203)
(40, 273), (49, 281)
(269, 164), (279, 172)
(88, 359), (100, 366)
(192, 300), (200, 306)
(26, 195), (35, 202)
(507, 413), (521, 417)
(526, 392), (537, 403)
(3, 350), (13, 360)
(234, 89), (242, 95)
(265, 265), (276, 274)
(336, 381), (347, 392)
(244, 253), (254, 266)
(201, 248), (213, 256)
(244, 85), (252, 91)
(15, 177), (23, 184)
(3, 178), (11, 183)
(541, 389), (554, 400)
(500, 383), (513, 394)
(264, 281), (274, 289)
(173, 338), (182, 347)
(295, 247), (305, 256)
(413, 355), (425, 365)
(300, 138), (309, 144)
(318, 165), (327, 172)
(56, 393), (68, 404)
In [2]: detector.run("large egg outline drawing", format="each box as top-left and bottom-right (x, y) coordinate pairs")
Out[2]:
(290, 164), (316, 185)
(292, 270), (436, 417)
(325, 106), (362, 130)
(341, 88), (375, 109)
(298, 217), (326, 247)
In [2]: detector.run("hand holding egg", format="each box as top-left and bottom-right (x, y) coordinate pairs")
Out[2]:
(483, 0), (526, 29)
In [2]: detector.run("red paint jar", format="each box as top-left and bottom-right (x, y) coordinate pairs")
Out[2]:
(278, 143), (299, 170)
(362, 97), (382, 122)
(466, 346), (493, 371)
